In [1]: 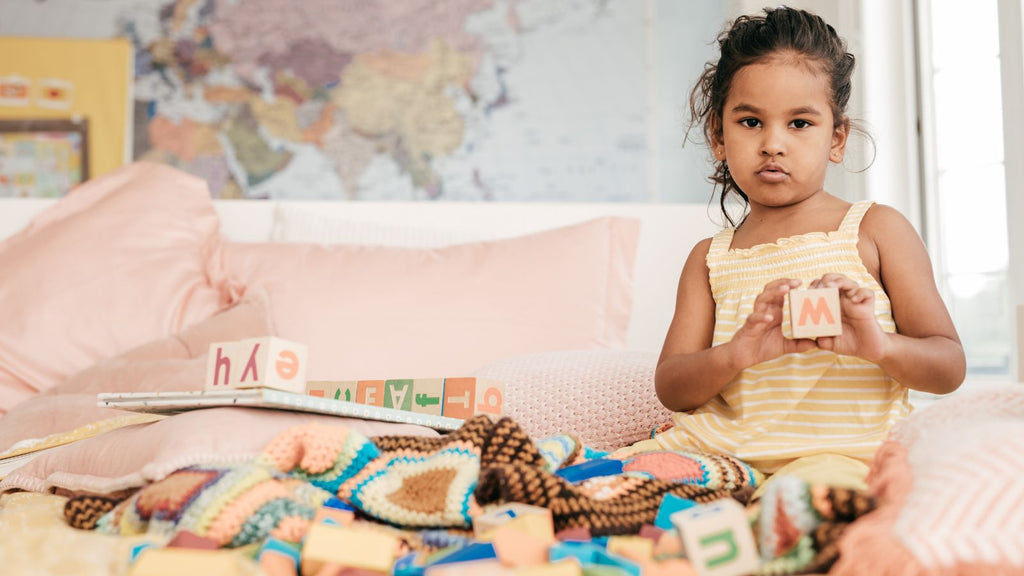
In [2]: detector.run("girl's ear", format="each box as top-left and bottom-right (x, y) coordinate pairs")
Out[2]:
(830, 116), (850, 163)
(710, 115), (726, 161)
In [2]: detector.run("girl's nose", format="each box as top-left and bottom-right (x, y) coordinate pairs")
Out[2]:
(760, 127), (785, 156)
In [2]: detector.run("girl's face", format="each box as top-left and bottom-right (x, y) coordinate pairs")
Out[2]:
(714, 56), (848, 210)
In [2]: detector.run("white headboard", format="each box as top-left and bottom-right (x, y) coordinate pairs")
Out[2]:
(0, 199), (721, 353)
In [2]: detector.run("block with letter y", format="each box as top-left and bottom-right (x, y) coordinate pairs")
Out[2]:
(205, 337), (308, 393)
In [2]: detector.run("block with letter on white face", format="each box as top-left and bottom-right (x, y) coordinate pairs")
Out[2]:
(205, 337), (308, 393)
(788, 287), (842, 339)
(670, 498), (759, 576)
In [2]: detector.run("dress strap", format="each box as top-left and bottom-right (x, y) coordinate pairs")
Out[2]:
(708, 227), (735, 257)
(838, 201), (875, 234)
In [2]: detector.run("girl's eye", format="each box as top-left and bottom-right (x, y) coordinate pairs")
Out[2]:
(791, 119), (811, 129)
(740, 118), (760, 128)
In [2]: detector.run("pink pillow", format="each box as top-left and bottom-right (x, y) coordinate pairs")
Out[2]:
(0, 292), (273, 454)
(0, 407), (439, 495)
(223, 217), (640, 380)
(0, 162), (235, 413)
(831, 384), (1024, 576)
(474, 349), (672, 451)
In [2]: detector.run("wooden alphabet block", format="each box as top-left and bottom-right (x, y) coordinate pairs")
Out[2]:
(474, 378), (504, 417)
(411, 378), (444, 416)
(206, 337), (308, 393)
(442, 377), (476, 419)
(300, 523), (401, 576)
(355, 380), (386, 407)
(670, 498), (759, 576)
(129, 548), (246, 576)
(308, 380), (358, 402)
(474, 503), (554, 541)
(788, 287), (841, 339)
(384, 379), (415, 411)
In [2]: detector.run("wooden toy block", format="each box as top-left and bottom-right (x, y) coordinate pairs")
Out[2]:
(308, 380), (358, 402)
(384, 379), (415, 411)
(355, 380), (386, 407)
(607, 536), (654, 562)
(442, 377), (477, 419)
(206, 337), (308, 393)
(473, 503), (554, 541)
(474, 378), (504, 416)
(411, 378), (445, 416)
(167, 530), (219, 550)
(300, 524), (401, 576)
(788, 287), (841, 339)
(670, 498), (759, 576)
(424, 559), (515, 576)
(313, 505), (355, 526)
(515, 558), (584, 576)
(129, 548), (247, 576)
(491, 524), (552, 567)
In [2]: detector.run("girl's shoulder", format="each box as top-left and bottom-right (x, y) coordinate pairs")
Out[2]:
(858, 203), (918, 243)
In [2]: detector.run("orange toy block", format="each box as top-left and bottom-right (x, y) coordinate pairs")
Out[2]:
(473, 503), (554, 541)
(670, 498), (760, 576)
(788, 287), (841, 339)
(515, 558), (584, 576)
(206, 337), (308, 393)
(492, 524), (551, 567)
(129, 548), (248, 576)
(300, 524), (401, 576)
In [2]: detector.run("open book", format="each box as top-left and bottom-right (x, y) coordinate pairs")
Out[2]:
(96, 388), (465, 432)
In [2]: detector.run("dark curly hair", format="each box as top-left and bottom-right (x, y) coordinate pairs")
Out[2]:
(690, 7), (857, 226)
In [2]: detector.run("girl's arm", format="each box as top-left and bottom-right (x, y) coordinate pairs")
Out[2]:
(816, 205), (966, 394)
(655, 239), (815, 412)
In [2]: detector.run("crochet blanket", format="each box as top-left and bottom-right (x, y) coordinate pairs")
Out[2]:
(64, 415), (875, 574)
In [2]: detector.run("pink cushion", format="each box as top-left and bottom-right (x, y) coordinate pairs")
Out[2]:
(0, 162), (235, 413)
(831, 384), (1024, 576)
(0, 407), (439, 495)
(474, 349), (672, 451)
(0, 292), (273, 454)
(223, 217), (640, 380)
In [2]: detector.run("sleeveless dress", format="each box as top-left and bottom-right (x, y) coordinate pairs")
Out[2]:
(651, 201), (911, 474)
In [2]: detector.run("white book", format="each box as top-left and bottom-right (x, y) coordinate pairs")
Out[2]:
(97, 388), (465, 432)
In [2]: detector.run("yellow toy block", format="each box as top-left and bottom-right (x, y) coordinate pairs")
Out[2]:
(474, 503), (554, 542)
(129, 548), (248, 576)
(670, 498), (760, 576)
(300, 524), (400, 576)
(788, 287), (841, 339)
(606, 535), (654, 561)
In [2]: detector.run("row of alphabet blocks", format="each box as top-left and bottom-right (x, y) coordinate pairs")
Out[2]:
(307, 377), (504, 419)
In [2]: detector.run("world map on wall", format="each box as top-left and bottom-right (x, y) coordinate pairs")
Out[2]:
(118, 0), (648, 200)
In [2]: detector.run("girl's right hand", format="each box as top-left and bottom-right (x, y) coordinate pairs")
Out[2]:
(730, 278), (816, 368)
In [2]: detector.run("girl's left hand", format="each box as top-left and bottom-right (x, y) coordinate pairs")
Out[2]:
(809, 273), (889, 362)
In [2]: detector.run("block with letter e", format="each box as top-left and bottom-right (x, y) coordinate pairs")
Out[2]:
(205, 337), (308, 393)
(788, 287), (841, 339)
(670, 498), (759, 576)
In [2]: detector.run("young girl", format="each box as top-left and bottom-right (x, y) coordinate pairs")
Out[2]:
(645, 7), (965, 490)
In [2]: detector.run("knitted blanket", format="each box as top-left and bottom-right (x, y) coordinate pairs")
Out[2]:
(64, 415), (874, 574)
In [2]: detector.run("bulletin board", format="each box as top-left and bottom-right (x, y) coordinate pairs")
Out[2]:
(0, 37), (130, 197)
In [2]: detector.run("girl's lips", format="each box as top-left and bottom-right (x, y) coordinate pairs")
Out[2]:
(756, 167), (788, 183)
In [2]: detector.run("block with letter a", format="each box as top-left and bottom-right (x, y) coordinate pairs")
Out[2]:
(788, 287), (842, 339)
(205, 337), (308, 393)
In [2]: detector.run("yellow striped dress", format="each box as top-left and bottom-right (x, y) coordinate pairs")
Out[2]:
(653, 201), (911, 474)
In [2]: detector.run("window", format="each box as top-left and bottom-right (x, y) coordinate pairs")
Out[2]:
(917, 0), (1012, 379)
